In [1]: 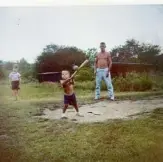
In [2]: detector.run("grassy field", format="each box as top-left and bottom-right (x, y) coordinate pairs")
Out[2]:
(1, 82), (163, 101)
(0, 83), (163, 162)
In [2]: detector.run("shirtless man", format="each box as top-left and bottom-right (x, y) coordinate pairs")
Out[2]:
(94, 42), (114, 100)
(60, 70), (83, 118)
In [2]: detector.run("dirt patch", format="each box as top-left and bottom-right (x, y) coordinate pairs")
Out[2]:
(32, 100), (91, 116)
(40, 99), (163, 123)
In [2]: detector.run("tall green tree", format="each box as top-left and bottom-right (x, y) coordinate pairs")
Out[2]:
(35, 44), (86, 74)
(19, 58), (30, 72)
(138, 43), (161, 64)
(4, 61), (14, 70)
(111, 39), (161, 64)
(85, 48), (97, 67)
(0, 60), (5, 79)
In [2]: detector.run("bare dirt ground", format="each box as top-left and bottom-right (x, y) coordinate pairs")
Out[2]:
(40, 98), (163, 123)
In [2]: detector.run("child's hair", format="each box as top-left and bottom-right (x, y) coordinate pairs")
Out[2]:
(62, 70), (70, 73)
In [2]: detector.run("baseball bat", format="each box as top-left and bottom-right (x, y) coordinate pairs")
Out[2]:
(71, 59), (89, 78)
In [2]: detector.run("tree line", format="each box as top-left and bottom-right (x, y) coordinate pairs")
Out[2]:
(0, 39), (162, 80)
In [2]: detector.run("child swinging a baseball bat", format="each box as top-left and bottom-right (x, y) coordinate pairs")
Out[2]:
(60, 70), (84, 119)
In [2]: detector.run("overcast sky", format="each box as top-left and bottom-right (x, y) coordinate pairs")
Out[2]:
(0, 5), (163, 63)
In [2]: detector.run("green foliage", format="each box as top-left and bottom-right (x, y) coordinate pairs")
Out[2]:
(75, 67), (94, 82)
(75, 72), (154, 92)
(139, 43), (161, 64)
(75, 80), (95, 90)
(113, 72), (153, 91)
(85, 48), (97, 66)
(0, 61), (9, 80)
(0, 65), (5, 80)
(1, 86), (163, 162)
(111, 39), (161, 64)
(19, 58), (29, 72)
(0, 59), (35, 81)
(21, 65), (36, 82)
(35, 44), (86, 74)
(4, 61), (15, 70)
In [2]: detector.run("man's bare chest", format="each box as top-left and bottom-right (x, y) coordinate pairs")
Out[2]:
(97, 54), (108, 60)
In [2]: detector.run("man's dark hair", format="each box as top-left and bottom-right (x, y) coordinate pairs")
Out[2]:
(100, 42), (106, 45)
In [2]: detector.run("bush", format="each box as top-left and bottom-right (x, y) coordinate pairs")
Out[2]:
(74, 72), (154, 92)
(151, 75), (163, 91)
(75, 67), (94, 81)
(113, 72), (153, 92)
(0, 65), (5, 80)
(75, 81), (95, 90)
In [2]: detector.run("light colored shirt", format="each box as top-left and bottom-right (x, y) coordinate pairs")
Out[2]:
(9, 72), (21, 81)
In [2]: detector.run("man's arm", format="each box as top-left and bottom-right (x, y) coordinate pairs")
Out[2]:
(107, 52), (112, 70)
(94, 55), (98, 74)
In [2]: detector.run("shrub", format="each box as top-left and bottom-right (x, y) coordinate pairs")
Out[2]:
(74, 72), (154, 92)
(75, 81), (95, 90)
(75, 67), (94, 81)
(0, 65), (5, 80)
(113, 72), (153, 91)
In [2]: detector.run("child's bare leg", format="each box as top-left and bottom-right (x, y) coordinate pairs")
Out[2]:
(73, 104), (84, 117)
(73, 104), (79, 112)
(61, 104), (68, 118)
(13, 90), (17, 100)
(63, 104), (68, 113)
(15, 90), (19, 100)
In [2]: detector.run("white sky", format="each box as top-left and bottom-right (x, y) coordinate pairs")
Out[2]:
(0, 5), (163, 63)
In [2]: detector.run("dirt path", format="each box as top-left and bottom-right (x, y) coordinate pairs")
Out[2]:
(41, 99), (163, 123)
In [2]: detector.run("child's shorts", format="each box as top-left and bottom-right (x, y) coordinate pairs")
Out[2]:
(64, 93), (77, 105)
(11, 81), (20, 90)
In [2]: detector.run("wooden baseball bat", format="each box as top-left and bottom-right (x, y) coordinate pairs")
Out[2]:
(71, 59), (89, 78)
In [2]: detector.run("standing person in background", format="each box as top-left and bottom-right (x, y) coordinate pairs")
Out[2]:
(9, 66), (21, 100)
(94, 42), (114, 100)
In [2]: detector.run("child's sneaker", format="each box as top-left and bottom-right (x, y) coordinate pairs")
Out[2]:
(61, 113), (67, 119)
(76, 112), (84, 117)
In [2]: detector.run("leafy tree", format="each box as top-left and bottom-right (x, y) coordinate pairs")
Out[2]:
(111, 39), (161, 64)
(138, 43), (161, 64)
(124, 39), (140, 55)
(85, 48), (97, 67)
(75, 67), (94, 81)
(19, 58), (30, 72)
(0, 65), (4, 79)
(4, 61), (14, 70)
(43, 44), (59, 53)
(35, 44), (87, 74)
(155, 54), (163, 71)
(0, 60), (6, 79)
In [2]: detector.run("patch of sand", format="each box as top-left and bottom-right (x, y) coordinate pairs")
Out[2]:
(41, 99), (163, 123)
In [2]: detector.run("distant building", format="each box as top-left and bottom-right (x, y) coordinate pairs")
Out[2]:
(111, 62), (155, 77)
(37, 72), (61, 83)
(37, 62), (155, 83)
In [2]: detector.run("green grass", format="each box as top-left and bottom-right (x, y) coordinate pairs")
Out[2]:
(1, 101), (163, 162)
(0, 83), (163, 162)
(1, 82), (163, 102)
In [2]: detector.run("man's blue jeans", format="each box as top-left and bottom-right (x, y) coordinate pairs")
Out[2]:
(95, 68), (114, 99)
